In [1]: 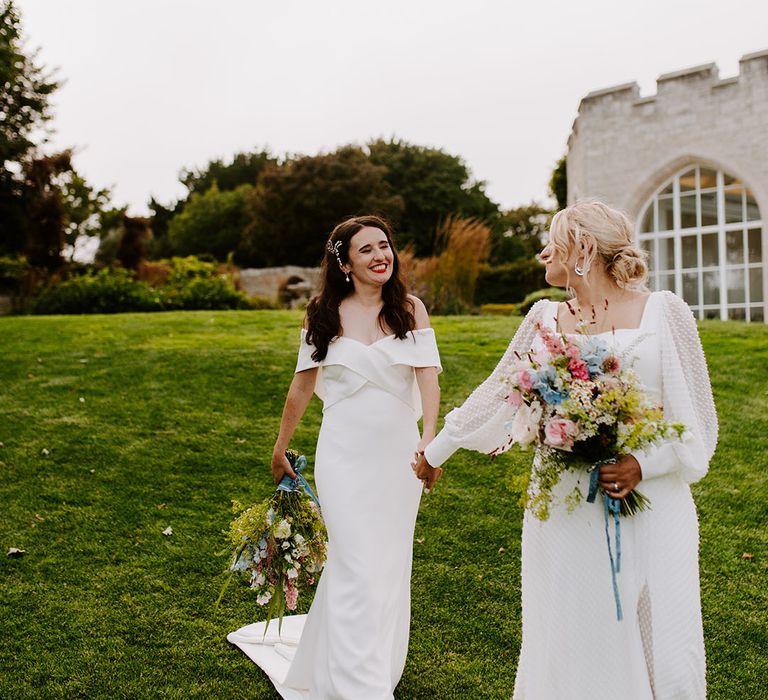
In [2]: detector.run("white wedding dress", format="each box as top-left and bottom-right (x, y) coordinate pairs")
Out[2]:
(425, 291), (718, 699)
(228, 328), (441, 700)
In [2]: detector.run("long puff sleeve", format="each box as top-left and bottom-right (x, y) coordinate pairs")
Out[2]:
(640, 291), (718, 483)
(424, 300), (551, 467)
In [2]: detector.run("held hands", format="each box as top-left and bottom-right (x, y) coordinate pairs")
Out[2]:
(271, 448), (297, 485)
(411, 438), (442, 493)
(597, 454), (642, 500)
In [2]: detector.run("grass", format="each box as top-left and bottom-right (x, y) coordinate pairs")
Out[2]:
(0, 310), (766, 699)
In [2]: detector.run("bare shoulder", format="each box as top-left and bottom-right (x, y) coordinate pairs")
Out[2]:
(408, 294), (430, 329)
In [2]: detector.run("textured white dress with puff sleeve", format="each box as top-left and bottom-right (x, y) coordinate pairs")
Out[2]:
(229, 328), (442, 700)
(424, 291), (718, 700)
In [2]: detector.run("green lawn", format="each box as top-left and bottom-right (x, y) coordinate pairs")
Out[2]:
(1, 311), (766, 699)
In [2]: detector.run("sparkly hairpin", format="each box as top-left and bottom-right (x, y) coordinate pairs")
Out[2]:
(326, 238), (350, 282)
(326, 239), (343, 265)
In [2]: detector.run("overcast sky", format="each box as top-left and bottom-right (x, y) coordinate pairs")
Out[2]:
(18, 0), (768, 215)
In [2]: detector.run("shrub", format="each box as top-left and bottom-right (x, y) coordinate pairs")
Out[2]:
(518, 287), (569, 316)
(480, 303), (518, 316)
(162, 275), (251, 311)
(31, 256), (253, 314)
(136, 260), (172, 287)
(249, 295), (278, 310)
(0, 256), (28, 290)
(401, 216), (490, 315)
(166, 255), (218, 283)
(475, 258), (546, 305)
(32, 268), (161, 315)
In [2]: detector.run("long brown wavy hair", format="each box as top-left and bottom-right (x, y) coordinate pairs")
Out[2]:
(305, 215), (414, 361)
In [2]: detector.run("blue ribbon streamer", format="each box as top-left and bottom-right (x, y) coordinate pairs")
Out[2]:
(277, 454), (321, 510)
(587, 461), (624, 621)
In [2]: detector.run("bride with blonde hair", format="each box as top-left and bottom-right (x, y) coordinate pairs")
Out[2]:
(416, 199), (717, 699)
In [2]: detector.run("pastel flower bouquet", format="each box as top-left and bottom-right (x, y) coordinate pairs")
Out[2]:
(217, 450), (327, 632)
(502, 321), (686, 520)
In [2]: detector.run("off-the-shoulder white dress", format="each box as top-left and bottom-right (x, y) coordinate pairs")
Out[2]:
(229, 328), (441, 700)
(425, 291), (718, 700)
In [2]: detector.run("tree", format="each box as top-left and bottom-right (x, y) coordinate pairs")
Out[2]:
(116, 216), (151, 270)
(549, 155), (567, 211)
(147, 196), (183, 259)
(59, 170), (112, 255)
(0, 0), (59, 255)
(490, 202), (551, 265)
(23, 151), (72, 272)
(180, 149), (275, 196)
(241, 147), (404, 267)
(167, 182), (252, 261)
(367, 138), (501, 256)
(149, 150), (276, 259)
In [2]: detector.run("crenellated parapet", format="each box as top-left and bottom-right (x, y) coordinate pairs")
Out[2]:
(572, 49), (768, 128)
(567, 48), (768, 217)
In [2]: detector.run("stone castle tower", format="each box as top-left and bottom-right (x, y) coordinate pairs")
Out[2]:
(567, 49), (768, 322)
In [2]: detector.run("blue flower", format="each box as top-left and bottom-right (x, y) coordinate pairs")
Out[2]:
(532, 365), (567, 405)
(580, 337), (610, 377)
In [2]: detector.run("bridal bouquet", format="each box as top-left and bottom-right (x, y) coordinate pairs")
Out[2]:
(502, 322), (685, 520)
(217, 449), (327, 631)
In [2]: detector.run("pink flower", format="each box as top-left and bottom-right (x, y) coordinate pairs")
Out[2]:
(603, 355), (620, 374)
(564, 339), (581, 360)
(536, 323), (566, 357)
(285, 581), (299, 610)
(517, 370), (534, 392)
(543, 417), (579, 450)
(568, 358), (590, 381)
(506, 390), (524, 407)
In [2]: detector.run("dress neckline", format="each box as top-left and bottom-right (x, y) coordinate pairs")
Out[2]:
(551, 292), (655, 337)
(339, 334), (395, 348)
(334, 327), (435, 348)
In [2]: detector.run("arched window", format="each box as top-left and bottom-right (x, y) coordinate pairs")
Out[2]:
(636, 165), (764, 322)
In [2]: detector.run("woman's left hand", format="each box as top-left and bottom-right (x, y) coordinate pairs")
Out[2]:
(597, 454), (642, 500)
(415, 435), (433, 456)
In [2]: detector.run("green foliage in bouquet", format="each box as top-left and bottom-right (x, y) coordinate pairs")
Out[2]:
(217, 450), (327, 632)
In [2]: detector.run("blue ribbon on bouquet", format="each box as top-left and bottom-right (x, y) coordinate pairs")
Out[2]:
(587, 460), (623, 622)
(277, 454), (321, 510)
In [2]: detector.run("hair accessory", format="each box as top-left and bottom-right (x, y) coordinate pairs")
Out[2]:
(326, 238), (344, 270)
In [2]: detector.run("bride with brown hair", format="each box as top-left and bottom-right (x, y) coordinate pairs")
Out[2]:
(229, 215), (441, 699)
(416, 200), (718, 699)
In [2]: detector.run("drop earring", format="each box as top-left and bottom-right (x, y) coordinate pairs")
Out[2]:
(345, 272), (350, 283)
(574, 261), (585, 277)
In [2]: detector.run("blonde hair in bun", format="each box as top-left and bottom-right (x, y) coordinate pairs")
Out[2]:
(549, 199), (649, 291)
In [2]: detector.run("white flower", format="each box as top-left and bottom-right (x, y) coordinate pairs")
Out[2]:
(254, 572), (266, 586)
(284, 554), (293, 563)
(273, 519), (291, 539)
(293, 533), (305, 546)
(256, 592), (272, 606)
(266, 508), (275, 526)
(281, 541), (291, 550)
(162, 526), (173, 536)
(510, 401), (543, 448)
(286, 568), (298, 579)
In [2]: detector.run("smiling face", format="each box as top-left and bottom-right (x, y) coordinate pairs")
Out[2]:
(344, 226), (394, 286)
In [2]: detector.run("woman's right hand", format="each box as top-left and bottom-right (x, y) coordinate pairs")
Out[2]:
(412, 451), (443, 493)
(271, 448), (297, 485)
